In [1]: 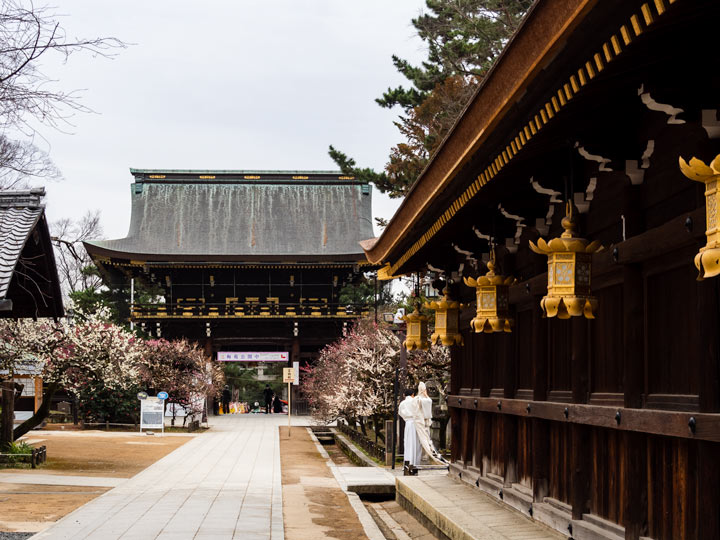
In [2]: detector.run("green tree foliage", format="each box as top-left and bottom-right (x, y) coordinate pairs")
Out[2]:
(338, 273), (394, 307)
(330, 0), (531, 198)
(223, 362), (284, 405)
(69, 271), (162, 329)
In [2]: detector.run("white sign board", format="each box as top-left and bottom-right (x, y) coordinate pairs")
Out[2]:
(140, 397), (164, 430)
(283, 368), (295, 383)
(293, 361), (299, 386)
(217, 351), (289, 362)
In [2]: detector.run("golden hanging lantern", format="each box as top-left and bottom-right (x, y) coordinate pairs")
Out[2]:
(425, 287), (463, 346)
(402, 304), (429, 351)
(529, 203), (603, 319)
(464, 252), (515, 333)
(679, 154), (720, 279)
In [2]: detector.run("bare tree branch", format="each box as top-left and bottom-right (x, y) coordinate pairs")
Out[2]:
(0, 0), (125, 190)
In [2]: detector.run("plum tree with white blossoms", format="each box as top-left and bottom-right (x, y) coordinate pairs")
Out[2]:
(304, 316), (451, 446)
(0, 308), (224, 443)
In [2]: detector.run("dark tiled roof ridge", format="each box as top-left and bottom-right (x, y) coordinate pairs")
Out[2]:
(0, 187), (46, 208)
(130, 168), (343, 175)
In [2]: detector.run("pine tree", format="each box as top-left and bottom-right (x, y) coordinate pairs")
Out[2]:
(330, 0), (531, 198)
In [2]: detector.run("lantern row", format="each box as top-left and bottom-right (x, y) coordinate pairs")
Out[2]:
(399, 149), (720, 352)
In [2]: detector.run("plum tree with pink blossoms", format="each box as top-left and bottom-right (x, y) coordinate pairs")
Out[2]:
(142, 338), (222, 425)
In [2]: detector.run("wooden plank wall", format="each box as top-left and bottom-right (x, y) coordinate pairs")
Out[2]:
(449, 239), (720, 539)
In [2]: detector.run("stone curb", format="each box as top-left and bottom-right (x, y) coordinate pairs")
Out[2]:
(331, 430), (377, 467)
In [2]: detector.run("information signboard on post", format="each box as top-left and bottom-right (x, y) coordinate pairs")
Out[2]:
(140, 396), (164, 433)
(283, 368), (294, 435)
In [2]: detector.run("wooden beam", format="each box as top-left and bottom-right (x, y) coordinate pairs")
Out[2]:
(447, 395), (720, 442)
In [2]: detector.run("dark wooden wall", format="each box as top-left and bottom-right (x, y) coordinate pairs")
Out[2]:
(449, 174), (720, 540)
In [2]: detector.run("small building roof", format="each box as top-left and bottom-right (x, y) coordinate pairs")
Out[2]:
(0, 188), (63, 318)
(85, 170), (374, 263)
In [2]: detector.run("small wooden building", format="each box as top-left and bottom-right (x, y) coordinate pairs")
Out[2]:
(0, 188), (63, 424)
(0, 188), (63, 319)
(364, 1), (720, 538)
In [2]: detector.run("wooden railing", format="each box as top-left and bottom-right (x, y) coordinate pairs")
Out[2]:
(131, 301), (370, 319)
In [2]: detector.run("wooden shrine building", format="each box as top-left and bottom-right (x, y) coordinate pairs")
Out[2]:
(364, 1), (720, 539)
(0, 188), (63, 426)
(85, 169), (374, 363)
(0, 188), (63, 319)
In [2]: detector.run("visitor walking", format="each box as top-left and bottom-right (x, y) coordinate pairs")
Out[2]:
(221, 385), (231, 414)
(263, 384), (273, 414)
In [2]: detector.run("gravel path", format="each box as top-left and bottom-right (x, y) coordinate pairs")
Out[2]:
(0, 533), (34, 540)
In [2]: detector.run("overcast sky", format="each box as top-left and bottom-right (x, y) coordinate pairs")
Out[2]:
(32, 1), (428, 239)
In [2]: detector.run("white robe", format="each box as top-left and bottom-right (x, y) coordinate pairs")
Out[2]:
(398, 396), (421, 465)
(412, 384), (446, 465)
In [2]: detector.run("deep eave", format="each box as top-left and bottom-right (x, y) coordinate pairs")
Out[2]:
(83, 242), (372, 265)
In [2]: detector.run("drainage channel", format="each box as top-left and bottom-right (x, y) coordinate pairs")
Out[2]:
(309, 426), (436, 539)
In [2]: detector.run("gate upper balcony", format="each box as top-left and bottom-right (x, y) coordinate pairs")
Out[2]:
(131, 298), (370, 320)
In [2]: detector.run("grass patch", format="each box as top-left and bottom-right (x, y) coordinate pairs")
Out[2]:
(1, 440), (35, 468)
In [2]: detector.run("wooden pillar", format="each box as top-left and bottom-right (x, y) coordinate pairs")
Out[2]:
(532, 418), (549, 502)
(450, 343), (461, 395)
(450, 406), (461, 463)
(570, 314), (590, 520)
(623, 431), (648, 540)
(479, 335), (493, 397)
(697, 440), (720, 539)
(34, 377), (43, 413)
(503, 415), (518, 487)
(622, 264), (647, 538)
(504, 332), (517, 399)
(571, 423), (591, 520)
(623, 264), (644, 409)
(571, 316), (588, 404)
(532, 299), (547, 401)
(696, 274), (720, 539)
(1, 380), (14, 447)
(697, 277), (720, 412)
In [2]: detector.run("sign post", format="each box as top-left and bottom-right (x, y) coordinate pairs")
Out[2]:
(283, 367), (294, 436)
(140, 395), (165, 435)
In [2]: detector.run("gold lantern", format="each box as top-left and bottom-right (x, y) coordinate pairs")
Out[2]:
(529, 203), (603, 319)
(464, 252), (514, 333)
(402, 304), (429, 351)
(425, 287), (463, 346)
(679, 154), (720, 279)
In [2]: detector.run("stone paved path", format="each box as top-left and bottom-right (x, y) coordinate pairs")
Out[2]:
(30, 414), (302, 540)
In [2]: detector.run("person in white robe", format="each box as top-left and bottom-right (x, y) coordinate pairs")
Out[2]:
(412, 382), (448, 465)
(398, 388), (421, 466)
